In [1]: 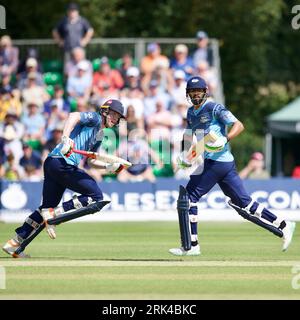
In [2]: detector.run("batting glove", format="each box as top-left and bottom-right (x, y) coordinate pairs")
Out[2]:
(177, 151), (192, 169)
(205, 136), (228, 153)
(105, 163), (123, 174)
(61, 136), (75, 157)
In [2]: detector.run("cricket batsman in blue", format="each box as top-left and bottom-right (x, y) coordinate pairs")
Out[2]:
(3, 99), (125, 258)
(169, 76), (296, 256)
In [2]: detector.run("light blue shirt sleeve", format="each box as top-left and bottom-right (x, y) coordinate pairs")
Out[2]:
(80, 111), (101, 127)
(213, 104), (238, 126)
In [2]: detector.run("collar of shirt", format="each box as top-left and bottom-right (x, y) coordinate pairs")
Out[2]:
(192, 100), (209, 115)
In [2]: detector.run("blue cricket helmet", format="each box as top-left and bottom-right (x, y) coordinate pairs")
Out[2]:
(186, 76), (207, 90)
(186, 76), (208, 106)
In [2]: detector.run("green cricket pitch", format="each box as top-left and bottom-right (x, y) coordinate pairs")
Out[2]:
(0, 221), (299, 300)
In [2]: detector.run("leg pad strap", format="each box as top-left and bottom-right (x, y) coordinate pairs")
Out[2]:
(228, 200), (283, 238)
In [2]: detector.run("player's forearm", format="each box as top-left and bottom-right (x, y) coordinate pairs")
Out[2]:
(81, 29), (94, 46)
(62, 112), (81, 137)
(227, 120), (244, 141)
(52, 30), (63, 45)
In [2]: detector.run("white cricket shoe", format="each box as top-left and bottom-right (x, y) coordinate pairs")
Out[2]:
(282, 221), (296, 252)
(169, 245), (201, 256)
(2, 239), (30, 258)
(41, 208), (56, 239)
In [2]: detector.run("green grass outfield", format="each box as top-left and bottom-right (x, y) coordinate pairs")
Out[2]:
(0, 221), (300, 300)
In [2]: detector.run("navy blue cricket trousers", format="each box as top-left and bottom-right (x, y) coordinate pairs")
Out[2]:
(186, 159), (251, 207)
(15, 157), (103, 239)
(41, 157), (103, 208)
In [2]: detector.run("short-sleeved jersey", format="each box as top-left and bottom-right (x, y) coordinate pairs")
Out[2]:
(49, 112), (103, 166)
(186, 101), (238, 162)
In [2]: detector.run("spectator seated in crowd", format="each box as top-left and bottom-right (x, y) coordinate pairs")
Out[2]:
(44, 84), (70, 116)
(17, 48), (43, 75)
(117, 52), (135, 83)
(19, 142), (42, 180)
(22, 102), (46, 150)
(42, 124), (64, 159)
(140, 42), (170, 92)
(17, 57), (44, 90)
(196, 60), (218, 99)
(92, 56), (124, 98)
(0, 113), (24, 164)
(117, 130), (162, 183)
(67, 60), (92, 105)
(239, 152), (270, 179)
(0, 87), (22, 121)
(3, 153), (21, 181)
(0, 35), (19, 76)
(119, 105), (144, 138)
(143, 80), (172, 119)
(64, 46), (93, 78)
(170, 44), (194, 80)
(193, 30), (214, 68)
(21, 71), (49, 112)
(169, 69), (188, 107)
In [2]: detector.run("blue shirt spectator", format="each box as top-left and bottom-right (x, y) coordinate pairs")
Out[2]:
(170, 44), (194, 80)
(19, 143), (42, 170)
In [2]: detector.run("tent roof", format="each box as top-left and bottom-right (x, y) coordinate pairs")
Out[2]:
(267, 97), (300, 136)
(267, 97), (300, 122)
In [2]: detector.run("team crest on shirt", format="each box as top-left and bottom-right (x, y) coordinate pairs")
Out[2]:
(199, 115), (210, 123)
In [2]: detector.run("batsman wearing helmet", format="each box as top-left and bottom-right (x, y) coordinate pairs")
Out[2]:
(3, 99), (125, 258)
(170, 76), (296, 256)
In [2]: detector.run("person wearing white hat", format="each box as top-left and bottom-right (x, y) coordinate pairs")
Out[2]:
(18, 57), (44, 90)
(170, 44), (194, 80)
(67, 59), (92, 104)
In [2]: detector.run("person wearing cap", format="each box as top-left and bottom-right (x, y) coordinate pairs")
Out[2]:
(169, 69), (188, 107)
(123, 66), (141, 90)
(3, 98), (126, 258)
(66, 59), (92, 104)
(0, 35), (19, 75)
(44, 85), (70, 118)
(170, 44), (194, 80)
(64, 46), (93, 78)
(169, 75), (296, 257)
(239, 152), (270, 179)
(52, 2), (94, 57)
(193, 30), (214, 68)
(17, 57), (44, 90)
(21, 71), (49, 111)
(92, 56), (124, 96)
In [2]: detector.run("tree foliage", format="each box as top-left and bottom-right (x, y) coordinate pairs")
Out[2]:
(1, 0), (300, 167)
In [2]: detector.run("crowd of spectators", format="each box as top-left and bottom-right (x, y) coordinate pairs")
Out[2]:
(0, 3), (220, 182)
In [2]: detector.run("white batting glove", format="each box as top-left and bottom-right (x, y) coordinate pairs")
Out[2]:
(105, 163), (123, 174)
(205, 136), (228, 153)
(61, 136), (74, 157)
(176, 151), (192, 169)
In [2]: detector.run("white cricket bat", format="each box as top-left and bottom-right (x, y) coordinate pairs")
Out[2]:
(185, 131), (219, 163)
(72, 149), (132, 168)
